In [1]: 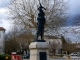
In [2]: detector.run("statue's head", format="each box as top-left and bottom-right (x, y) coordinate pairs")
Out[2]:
(38, 3), (46, 11)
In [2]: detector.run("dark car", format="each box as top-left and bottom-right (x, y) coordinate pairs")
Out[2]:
(23, 54), (30, 59)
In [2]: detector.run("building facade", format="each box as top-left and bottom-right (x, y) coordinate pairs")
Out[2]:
(0, 27), (5, 54)
(44, 36), (62, 55)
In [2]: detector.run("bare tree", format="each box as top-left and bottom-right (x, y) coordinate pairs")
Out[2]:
(63, 43), (76, 54)
(61, 36), (76, 54)
(49, 41), (58, 55)
(5, 39), (19, 54)
(5, 26), (34, 54)
(5, 31), (20, 54)
(8, 0), (68, 36)
(74, 14), (80, 25)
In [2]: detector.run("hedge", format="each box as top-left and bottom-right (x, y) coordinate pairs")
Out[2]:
(0, 54), (11, 60)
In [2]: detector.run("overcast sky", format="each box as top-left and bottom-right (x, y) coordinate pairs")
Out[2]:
(69, 0), (80, 15)
(0, 0), (80, 42)
(0, 0), (11, 32)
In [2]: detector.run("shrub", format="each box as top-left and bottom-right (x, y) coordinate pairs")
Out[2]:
(0, 54), (5, 60)
(0, 54), (11, 60)
(55, 54), (63, 57)
(5, 54), (11, 60)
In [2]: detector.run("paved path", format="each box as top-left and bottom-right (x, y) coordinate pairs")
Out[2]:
(23, 56), (80, 60)
(23, 58), (65, 60)
(50, 58), (66, 60)
(50, 58), (80, 60)
(23, 59), (29, 60)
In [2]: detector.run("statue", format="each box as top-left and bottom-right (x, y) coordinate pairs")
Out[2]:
(36, 3), (46, 41)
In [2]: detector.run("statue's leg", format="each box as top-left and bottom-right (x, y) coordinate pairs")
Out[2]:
(36, 33), (39, 40)
(36, 30), (40, 40)
(41, 28), (43, 40)
(41, 33), (43, 40)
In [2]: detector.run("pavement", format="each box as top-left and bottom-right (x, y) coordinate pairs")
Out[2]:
(23, 58), (66, 60)
(23, 59), (29, 60)
(23, 56), (80, 60)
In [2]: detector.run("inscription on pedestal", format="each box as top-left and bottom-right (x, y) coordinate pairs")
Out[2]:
(39, 52), (47, 60)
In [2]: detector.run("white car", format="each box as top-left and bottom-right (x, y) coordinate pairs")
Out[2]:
(70, 53), (78, 56)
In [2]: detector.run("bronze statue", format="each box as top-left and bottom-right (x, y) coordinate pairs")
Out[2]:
(36, 3), (46, 40)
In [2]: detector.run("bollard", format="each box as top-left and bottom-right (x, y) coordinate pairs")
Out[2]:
(66, 55), (71, 60)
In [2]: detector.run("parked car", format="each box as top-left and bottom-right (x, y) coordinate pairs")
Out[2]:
(70, 52), (78, 56)
(23, 53), (30, 59)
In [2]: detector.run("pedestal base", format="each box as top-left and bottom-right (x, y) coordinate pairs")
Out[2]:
(33, 39), (46, 42)
(29, 42), (49, 60)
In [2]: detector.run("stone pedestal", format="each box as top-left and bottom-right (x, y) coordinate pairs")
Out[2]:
(66, 55), (71, 60)
(29, 42), (49, 60)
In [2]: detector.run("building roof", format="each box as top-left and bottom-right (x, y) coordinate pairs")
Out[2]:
(0, 27), (6, 31)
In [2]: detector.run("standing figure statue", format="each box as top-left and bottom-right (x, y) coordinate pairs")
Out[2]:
(36, 3), (46, 40)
